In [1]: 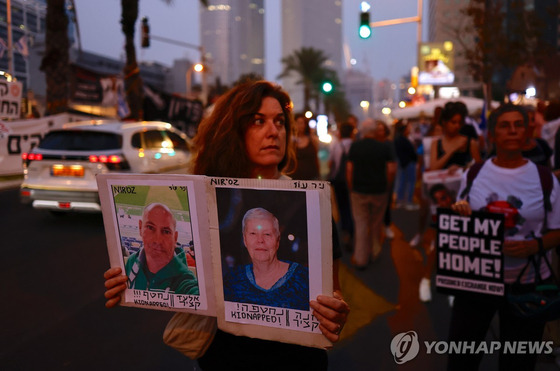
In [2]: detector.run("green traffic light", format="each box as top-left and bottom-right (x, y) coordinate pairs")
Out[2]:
(359, 25), (371, 39)
(359, 11), (371, 39)
(322, 82), (333, 93)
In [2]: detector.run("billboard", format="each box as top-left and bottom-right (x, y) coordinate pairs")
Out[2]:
(418, 42), (455, 85)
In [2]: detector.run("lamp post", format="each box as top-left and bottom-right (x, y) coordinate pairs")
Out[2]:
(360, 100), (370, 119)
(147, 34), (208, 104)
(186, 63), (204, 99)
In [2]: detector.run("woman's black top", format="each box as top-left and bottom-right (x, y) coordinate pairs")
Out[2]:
(436, 136), (472, 168)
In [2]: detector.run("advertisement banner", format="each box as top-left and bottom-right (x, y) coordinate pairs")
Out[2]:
(0, 113), (91, 176)
(418, 42), (455, 85)
(0, 80), (22, 119)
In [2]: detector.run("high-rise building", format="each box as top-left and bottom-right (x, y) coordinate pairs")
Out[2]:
(0, 0), (48, 90)
(281, 0), (343, 112)
(343, 68), (374, 122)
(199, 0), (265, 86)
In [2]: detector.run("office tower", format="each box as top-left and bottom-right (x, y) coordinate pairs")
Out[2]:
(200, 0), (265, 86)
(281, 0), (343, 112)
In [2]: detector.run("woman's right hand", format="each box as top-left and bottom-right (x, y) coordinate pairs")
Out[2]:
(451, 200), (472, 216)
(449, 136), (468, 153)
(104, 267), (128, 308)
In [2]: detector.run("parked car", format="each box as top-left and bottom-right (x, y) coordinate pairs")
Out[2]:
(20, 120), (192, 213)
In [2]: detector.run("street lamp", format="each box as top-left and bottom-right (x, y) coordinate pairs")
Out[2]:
(186, 63), (205, 99)
(360, 100), (370, 118)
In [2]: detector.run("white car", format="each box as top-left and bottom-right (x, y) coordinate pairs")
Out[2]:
(20, 120), (192, 213)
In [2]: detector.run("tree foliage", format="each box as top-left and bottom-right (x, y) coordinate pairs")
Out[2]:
(41, 0), (70, 115)
(278, 47), (333, 111)
(453, 0), (548, 103)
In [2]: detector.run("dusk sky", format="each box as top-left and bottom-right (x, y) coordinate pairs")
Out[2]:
(73, 0), (428, 84)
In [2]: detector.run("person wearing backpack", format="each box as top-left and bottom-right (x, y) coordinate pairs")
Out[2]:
(328, 121), (356, 250)
(447, 104), (560, 371)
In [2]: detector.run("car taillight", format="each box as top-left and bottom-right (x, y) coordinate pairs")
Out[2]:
(22, 153), (43, 161)
(89, 155), (122, 163)
(89, 154), (130, 170)
(22, 153), (42, 166)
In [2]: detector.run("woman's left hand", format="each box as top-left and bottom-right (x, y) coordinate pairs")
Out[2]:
(310, 290), (350, 343)
(502, 239), (538, 258)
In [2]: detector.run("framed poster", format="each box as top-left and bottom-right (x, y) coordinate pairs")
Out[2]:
(97, 174), (215, 315)
(97, 174), (333, 348)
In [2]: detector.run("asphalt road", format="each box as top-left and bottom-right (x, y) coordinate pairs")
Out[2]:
(0, 188), (195, 370)
(1, 185), (557, 371)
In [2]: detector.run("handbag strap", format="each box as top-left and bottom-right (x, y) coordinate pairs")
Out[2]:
(515, 237), (560, 286)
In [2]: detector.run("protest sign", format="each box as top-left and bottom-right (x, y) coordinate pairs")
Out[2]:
(97, 174), (332, 349)
(0, 80), (22, 119)
(436, 209), (505, 296)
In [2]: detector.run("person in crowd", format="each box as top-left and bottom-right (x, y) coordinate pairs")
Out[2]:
(346, 114), (359, 130)
(539, 100), (560, 157)
(223, 207), (309, 311)
(520, 105), (552, 167)
(429, 101), (481, 172)
(447, 104), (560, 371)
(417, 183), (454, 302)
(347, 119), (396, 269)
(104, 80), (349, 370)
(328, 121), (356, 249)
(394, 120), (418, 210)
(377, 121), (398, 238)
(456, 101), (485, 155)
(488, 105), (552, 167)
(125, 202), (199, 295)
(290, 113), (320, 180)
(409, 110), (443, 248)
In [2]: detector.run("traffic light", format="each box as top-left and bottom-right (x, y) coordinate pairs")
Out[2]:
(321, 81), (333, 94)
(359, 2), (371, 39)
(359, 12), (371, 39)
(141, 17), (150, 48)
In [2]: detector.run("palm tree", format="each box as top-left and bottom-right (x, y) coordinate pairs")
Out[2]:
(41, 0), (70, 115)
(120, 0), (144, 119)
(278, 47), (332, 111)
(120, 0), (208, 119)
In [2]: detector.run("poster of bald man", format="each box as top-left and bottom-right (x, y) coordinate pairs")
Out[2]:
(97, 174), (216, 316)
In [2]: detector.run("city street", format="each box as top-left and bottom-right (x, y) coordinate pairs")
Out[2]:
(0, 185), (557, 370)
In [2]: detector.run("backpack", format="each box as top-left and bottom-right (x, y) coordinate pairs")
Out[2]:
(329, 142), (348, 186)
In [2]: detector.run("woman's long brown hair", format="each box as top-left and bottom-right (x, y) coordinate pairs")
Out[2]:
(192, 80), (295, 178)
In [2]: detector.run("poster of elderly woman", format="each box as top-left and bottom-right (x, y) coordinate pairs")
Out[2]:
(214, 183), (332, 346)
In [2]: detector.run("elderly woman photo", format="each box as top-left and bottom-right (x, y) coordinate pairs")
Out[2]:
(223, 207), (309, 310)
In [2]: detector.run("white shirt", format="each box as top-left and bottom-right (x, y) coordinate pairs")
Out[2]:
(458, 159), (560, 283)
(328, 138), (353, 178)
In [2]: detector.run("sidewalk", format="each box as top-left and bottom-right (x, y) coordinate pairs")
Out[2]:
(0, 175), (22, 191)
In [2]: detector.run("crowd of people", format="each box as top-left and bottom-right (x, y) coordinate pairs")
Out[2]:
(325, 98), (560, 370)
(103, 77), (560, 370)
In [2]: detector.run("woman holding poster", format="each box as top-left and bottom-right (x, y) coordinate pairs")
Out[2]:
(104, 80), (349, 370)
(448, 104), (560, 371)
